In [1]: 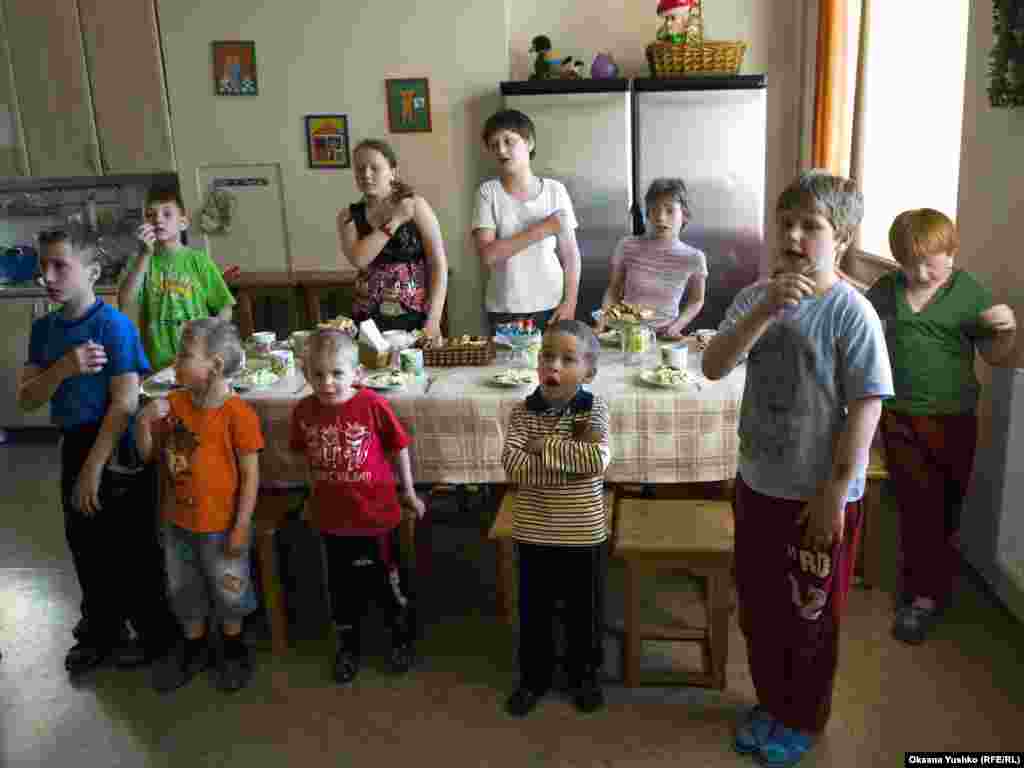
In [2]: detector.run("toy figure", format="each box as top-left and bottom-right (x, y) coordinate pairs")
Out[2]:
(656, 0), (694, 44)
(529, 35), (580, 79)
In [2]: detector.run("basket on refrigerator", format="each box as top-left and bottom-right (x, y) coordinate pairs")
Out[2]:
(646, 0), (747, 77)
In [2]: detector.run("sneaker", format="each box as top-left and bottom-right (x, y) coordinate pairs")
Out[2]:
(65, 639), (112, 676)
(333, 629), (360, 685)
(757, 724), (813, 767)
(504, 687), (545, 717)
(571, 679), (605, 714)
(734, 706), (776, 754)
(217, 637), (254, 693)
(892, 602), (940, 645)
(152, 637), (209, 693)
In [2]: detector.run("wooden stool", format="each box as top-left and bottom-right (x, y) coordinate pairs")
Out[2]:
(613, 497), (735, 689)
(488, 487), (616, 625)
(251, 489), (306, 655)
(858, 445), (889, 589)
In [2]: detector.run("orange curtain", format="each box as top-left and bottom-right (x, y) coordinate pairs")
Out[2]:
(812, 0), (850, 173)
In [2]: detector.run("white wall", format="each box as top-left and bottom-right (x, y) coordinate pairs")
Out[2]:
(156, 0), (508, 335)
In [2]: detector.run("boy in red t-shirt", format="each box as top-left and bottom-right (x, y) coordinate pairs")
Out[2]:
(290, 329), (425, 684)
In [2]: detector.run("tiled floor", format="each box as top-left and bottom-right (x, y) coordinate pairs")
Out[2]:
(1, 432), (1022, 767)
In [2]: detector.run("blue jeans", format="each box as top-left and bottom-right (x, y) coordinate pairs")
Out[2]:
(163, 523), (258, 624)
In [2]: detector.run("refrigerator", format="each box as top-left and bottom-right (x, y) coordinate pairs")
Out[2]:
(501, 75), (768, 329)
(962, 366), (1024, 623)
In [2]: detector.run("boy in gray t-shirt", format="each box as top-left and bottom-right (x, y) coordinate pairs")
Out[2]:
(703, 171), (893, 766)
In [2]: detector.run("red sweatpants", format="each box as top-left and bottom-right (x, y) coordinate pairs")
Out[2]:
(879, 410), (977, 606)
(733, 475), (863, 733)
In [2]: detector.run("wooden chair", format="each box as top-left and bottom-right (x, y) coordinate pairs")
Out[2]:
(612, 496), (735, 689)
(251, 488), (307, 655)
(227, 272), (299, 340)
(858, 444), (889, 589)
(488, 487), (616, 625)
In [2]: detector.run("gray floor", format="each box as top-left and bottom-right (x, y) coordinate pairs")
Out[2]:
(2, 431), (1023, 767)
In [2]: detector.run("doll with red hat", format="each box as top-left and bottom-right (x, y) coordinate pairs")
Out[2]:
(656, 0), (694, 44)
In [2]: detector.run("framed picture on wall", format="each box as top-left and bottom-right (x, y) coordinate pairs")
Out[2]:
(305, 115), (350, 169)
(213, 41), (258, 96)
(385, 78), (432, 133)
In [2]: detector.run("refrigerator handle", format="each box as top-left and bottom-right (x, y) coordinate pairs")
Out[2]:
(629, 79), (644, 236)
(631, 202), (645, 236)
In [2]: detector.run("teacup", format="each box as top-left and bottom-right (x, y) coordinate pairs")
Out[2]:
(660, 343), (688, 369)
(250, 331), (276, 355)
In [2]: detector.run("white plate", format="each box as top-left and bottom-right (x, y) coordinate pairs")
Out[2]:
(232, 367), (281, 392)
(489, 370), (536, 388)
(363, 371), (407, 390)
(637, 369), (699, 390)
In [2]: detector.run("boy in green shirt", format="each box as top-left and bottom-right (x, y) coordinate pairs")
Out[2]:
(866, 208), (1016, 645)
(119, 183), (235, 371)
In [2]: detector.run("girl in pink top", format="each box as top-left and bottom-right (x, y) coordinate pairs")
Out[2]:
(597, 178), (708, 339)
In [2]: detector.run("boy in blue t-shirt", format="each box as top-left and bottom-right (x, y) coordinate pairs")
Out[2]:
(18, 225), (176, 676)
(704, 171), (894, 767)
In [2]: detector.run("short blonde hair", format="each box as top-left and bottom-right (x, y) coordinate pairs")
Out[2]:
(776, 169), (864, 244)
(305, 328), (356, 368)
(888, 209), (958, 266)
(180, 318), (244, 377)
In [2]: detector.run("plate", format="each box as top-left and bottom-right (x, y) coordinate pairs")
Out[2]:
(637, 368), (701, 390)
(363, 371), (407, 390)
(232, 367), (281, 392)
(489, 369), (536, 388)
(597, 329), (620, 346)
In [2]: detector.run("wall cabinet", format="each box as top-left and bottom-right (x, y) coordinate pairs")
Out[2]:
(2, 0), (174, 177)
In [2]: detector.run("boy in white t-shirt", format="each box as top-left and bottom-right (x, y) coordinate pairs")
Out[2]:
(472, 109), (582, 333)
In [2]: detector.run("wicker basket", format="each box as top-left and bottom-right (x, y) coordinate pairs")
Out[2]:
(420, 338), (496, 367)
(646, 0), (746, 76)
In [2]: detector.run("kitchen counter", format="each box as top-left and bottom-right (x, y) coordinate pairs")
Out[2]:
(0, 282), (119, 299)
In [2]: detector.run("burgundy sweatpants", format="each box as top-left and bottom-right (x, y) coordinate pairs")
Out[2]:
(879, 410), (977, 607)
(733, 475), (863, 734)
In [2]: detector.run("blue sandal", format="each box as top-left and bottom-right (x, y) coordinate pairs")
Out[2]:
(757, 724), (813, 767)
(733, 706), (776, 754)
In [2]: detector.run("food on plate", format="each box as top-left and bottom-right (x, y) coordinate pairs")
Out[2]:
(317, 314), (357, 335)
(493, 369), (535, 386)
(602, 302), (655, 324)
(366, 369), (407, 388)
(648, 365), (698, 388)
(234, 367), (280, 390)
(598, 329), (620, 345)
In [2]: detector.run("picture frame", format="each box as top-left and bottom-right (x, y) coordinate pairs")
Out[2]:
(304, 115), (351, 169)
(385, 78), (432, 133)
(213, 41), (258, 96)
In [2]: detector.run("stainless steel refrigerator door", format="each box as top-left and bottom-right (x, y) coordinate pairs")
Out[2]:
(504, 91), (633, 321)
(635, 88), (768, 331)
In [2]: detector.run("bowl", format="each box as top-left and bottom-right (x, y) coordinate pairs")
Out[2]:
(250, 331), (276, 354)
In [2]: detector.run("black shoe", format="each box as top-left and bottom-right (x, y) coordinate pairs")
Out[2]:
(505, 687), (544, 717)
(217, 637), (254, 693)
(65, 639), (112, 676)
(152, 638), (209, 693)
(333, 629), (360, 685)
(390, 610), (415, 674)
(572, 679), (605, 714)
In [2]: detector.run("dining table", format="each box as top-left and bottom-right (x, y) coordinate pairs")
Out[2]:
(226, 343), (746, 490)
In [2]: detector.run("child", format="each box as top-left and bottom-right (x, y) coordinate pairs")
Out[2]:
(597, 177), (708, 338)
(866, 209), (1016, 644)
(18, 225), (174, 675)
(703, 171), (894, 766)
(500, 319), (611, 717)
(119, 182), (236, 372)
(473, 109), (582, 333)
(135, 318), (263, 693)
(338, 138), (449, 339)
(289, 329), (424, 684)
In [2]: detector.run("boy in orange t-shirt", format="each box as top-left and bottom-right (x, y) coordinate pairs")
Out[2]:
(136, 318), (264, 694)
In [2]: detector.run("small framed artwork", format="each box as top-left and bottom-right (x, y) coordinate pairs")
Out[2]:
(213, 41), (258, 96)
(305, 115), (350, 169)
(385, 78), (432, 133)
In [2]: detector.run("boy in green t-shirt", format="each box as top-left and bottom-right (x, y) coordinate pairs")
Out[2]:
(866, 208), (1016, 645)
(119, 183), (235, 371)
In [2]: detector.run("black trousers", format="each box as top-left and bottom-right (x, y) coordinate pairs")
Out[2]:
(516, 542), (605, 692)
(61, 426), (177, 654)
(322, 529), (412, 636)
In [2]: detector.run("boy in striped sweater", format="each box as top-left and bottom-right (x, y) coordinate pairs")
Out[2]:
(501, 319), (612, 717)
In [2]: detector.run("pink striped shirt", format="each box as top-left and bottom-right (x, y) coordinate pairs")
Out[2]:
(612, 236), (708, 325)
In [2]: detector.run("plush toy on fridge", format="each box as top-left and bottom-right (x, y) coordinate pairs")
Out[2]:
(656, 0), (695, 44)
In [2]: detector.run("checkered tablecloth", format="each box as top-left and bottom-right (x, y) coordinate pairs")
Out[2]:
(242, 349), (744, 487)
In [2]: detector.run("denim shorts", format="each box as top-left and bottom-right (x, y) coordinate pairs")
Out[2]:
(163, 523), (258, 624)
